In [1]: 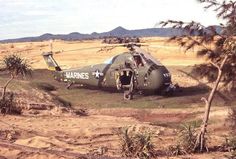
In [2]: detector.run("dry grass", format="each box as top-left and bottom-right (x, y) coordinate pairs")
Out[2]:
(0, 37), (205, 70)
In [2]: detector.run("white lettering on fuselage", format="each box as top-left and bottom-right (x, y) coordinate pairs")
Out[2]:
(65, 72), (89, 79)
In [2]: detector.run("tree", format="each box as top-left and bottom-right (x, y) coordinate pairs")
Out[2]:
(161, 0), (236, 152)
(1, 54), (31, 100)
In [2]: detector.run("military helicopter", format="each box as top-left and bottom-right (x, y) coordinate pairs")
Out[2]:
(42, 43), (176, 100)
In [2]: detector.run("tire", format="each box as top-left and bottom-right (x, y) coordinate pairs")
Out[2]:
(124, 91), (133, 100)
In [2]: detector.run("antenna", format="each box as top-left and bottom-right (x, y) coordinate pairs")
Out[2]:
(153, 22), (159, 28)
(49, 39), (53, 52)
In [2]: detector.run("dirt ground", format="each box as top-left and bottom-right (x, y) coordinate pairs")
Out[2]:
(0, 37), (234, 159)
(0, 107), (230, 159)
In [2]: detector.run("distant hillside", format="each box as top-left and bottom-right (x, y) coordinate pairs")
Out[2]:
(0, 26), (221, 43)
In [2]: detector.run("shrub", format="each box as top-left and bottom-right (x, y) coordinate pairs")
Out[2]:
(10, 44), (14, 48)
(227, 107), (236, 158)
(228, 107), (236, 133)
(53, 96), (71, 107)
(178, 123), (199, 153)
(0, 93), (21, 115)
(224, 137), (236, 152)
(117, 126), (155, 159)
(168, 122), (201, 156)
(168, 144), (187, 156)
(32, 82), (56, 92)
(223, 136), (236, 159)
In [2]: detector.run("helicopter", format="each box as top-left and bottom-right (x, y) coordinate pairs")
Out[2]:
(42, 43), (176, 100)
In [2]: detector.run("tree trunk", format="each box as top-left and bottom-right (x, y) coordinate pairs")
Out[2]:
(1, 74), (14, 100)
(195, 55), (228, 152)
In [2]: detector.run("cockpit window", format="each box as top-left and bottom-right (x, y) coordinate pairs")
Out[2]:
(140, 53), (163, 66)
(133, 55), (144, 67)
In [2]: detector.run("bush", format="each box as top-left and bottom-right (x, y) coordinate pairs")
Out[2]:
(178, 123), (199, 153)
(10, 44), (14, 48)
(0, 93), (21, 115)
(228, 107), (236, 133)
(223, 136), (236, 152)
(117, 126), (155, 159)
(223, 136), (236, 159)
(32, 82), (57, 92)
(226, 107), (236, 158)
(168, 144), (187, 156)
(168, 123), (201, 156)
(53, 96), (71, 107)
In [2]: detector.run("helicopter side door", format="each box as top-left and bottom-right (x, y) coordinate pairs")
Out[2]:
(132, 54), (149, 90)
(104, 53), (135, 89)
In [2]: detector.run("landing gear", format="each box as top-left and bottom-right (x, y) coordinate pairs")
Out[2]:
(124, 90), (133, 100)
(123, 71), (135, 100)
(66, 82), (73, 89)
(115, 68), (137, 100)
(162, 83), (178, 96)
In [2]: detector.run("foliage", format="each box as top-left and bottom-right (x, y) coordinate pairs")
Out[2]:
(1, 54), (32, 100)
(0, 93), (21, 115)
(223, 107), (236, 158)
(161, 0), (236, 153)
(31, 82), (57, 92)
(3, 54), (31, 77)
(160, 0), (236, 89)
(168, 123), (201, 156)
(224, 136), (236, 152)
(168, 144), (187, 156)
(53, 96), (71, 107)
(178, 123), (200, 153)
(0, 54), (31, 114)
(117, 126), (155, 159)
(222, 136), (236, 159)
(228, 107), (236, 132)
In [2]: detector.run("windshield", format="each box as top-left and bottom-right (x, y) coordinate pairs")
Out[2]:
(103, 56), (114, 64)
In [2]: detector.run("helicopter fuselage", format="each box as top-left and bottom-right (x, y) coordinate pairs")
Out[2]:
(53, 52), (173, 94)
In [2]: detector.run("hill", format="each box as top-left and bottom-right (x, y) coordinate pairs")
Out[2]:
(0, 26), (188, 43)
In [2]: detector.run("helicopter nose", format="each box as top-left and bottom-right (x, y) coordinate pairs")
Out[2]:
(148, 69), (163, 90)
(147, 67), (172, 92)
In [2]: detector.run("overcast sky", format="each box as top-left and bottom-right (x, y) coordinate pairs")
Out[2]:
(0, 0), (222, 40)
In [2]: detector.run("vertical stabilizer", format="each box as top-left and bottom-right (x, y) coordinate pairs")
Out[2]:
(42, 52), (62, 71)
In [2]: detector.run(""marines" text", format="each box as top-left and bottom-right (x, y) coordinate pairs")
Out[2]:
(65, 72), (89, 79)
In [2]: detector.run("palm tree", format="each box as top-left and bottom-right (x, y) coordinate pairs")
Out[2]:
(1, 54), (31, 100)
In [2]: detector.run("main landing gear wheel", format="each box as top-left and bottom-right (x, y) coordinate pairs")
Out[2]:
(124, 91), (133, 100)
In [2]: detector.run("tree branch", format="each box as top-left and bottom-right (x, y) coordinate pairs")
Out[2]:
(201, 97), (208, 105)
(220, 54), (229, 69)
(210, 61), (221, 70)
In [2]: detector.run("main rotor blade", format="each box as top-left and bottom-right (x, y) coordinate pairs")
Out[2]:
(57, 43), (148, 54)
(60, 46), (108, 53)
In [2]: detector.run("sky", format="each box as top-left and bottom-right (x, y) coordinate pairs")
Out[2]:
(0, 0), (222, 40)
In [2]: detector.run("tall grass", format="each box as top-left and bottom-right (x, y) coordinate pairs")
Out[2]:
(117, 126), (155, 159)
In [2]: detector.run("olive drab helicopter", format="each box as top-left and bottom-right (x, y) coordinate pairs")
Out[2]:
(42, 43), (176, 100)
